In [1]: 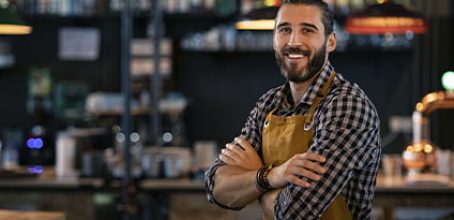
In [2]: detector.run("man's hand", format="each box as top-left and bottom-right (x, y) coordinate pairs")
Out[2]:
(219, 137), (263, 171)
(268, 152), (327, 188)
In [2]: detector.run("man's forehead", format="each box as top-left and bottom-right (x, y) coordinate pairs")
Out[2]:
(275, 4), (324, 29)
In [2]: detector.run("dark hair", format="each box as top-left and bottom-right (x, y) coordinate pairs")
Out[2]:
(281, 0), (334, 36)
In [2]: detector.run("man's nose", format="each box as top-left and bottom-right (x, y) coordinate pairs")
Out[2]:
(288, 32), (303, 46)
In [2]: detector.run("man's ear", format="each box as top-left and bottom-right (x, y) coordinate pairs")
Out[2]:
(326, 32), (336, 53)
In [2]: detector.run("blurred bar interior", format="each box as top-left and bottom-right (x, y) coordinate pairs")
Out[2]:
(0, 0), (453, 219)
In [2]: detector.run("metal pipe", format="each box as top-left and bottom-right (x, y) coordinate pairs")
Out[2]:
(412, 92), (454, 142)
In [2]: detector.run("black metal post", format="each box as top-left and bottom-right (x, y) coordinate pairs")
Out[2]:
(121, 0), (133, 219)
(150, 0), (163, 147)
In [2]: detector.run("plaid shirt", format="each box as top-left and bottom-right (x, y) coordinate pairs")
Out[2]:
(205, 61), (381, 220)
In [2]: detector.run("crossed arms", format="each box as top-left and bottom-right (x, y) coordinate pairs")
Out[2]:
(212, 137), (326, 216)
(205, 94), (381, 219)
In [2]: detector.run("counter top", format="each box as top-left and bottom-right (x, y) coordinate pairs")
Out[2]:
(0, 210), (65, 220)
(0, 176), (103, 190)
(141, 179), (204, 191)
(376, 174), (454, 193)
(142, 174), (454, 193)
(0, 174), (452, 193)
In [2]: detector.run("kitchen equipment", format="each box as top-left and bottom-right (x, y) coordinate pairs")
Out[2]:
(193, 140), (217, 171)
(55, 131), (77, 178)
(141, 148), (163, 178)
(142, 146), (191, 179)
(81, 150), (105, 177)
(403, 91), (454, 176)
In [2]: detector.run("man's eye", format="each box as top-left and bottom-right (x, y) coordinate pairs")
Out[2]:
(303, 28), (314, 33)
(279, 27), (291, 33)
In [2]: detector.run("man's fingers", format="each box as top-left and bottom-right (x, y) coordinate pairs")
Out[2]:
(234, 137), (254, 151)
(219, 154), (236, 165)
(294, 160), (326, 174)
(291, 167), (322, 181)
(298, 152), (326, 163)
(226, 143), (246, 155)
(221, 148), (241, 162)
(287, 175), (311, 188)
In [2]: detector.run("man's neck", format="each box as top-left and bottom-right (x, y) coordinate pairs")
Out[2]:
(289, 80), (313, 105)
(288, 61), (328, 105)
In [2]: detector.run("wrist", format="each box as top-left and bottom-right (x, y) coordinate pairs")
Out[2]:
(267, 165), (277, 188)
(256, 164), (275, 192)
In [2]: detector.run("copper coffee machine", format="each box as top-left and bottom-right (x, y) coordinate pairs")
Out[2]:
(403, 91), (454, 175)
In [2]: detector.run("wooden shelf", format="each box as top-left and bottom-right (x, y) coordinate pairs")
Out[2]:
(87, 107), (151, 117)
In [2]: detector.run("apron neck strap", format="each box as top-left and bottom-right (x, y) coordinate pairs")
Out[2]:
(304, 70), (336, 126)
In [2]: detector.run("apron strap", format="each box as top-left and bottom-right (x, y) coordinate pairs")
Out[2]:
(304, 71), (336, 126)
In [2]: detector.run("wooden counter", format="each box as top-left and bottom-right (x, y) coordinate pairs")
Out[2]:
(0, 174), (453, 220)
(141, 175), (454, 220)
(0, 210), (65, 220)
(374, 174), (454, 220)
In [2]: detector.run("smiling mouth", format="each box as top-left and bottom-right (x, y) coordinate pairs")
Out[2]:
(287, 53), (304, 59)
(284, 49), (310, 60)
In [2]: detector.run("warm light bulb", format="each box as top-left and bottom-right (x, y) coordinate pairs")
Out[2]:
(423, 144), (433, 153)
(406, 145), (414, 152)
(416, 102), (423, 111)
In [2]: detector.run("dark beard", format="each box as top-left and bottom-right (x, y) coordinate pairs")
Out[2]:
(276, 45), (326, 83)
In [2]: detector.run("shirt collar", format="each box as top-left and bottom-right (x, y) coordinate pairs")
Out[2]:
(300, 61), (334, 105)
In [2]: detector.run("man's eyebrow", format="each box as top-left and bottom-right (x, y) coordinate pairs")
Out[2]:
(301, 23), (318, 30)
(276, 22), (290, 29)
(276, 22), (319, 31)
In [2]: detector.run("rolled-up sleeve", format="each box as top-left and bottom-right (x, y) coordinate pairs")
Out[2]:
(204, 88), (280, 209)
(204, 158), (235, 208)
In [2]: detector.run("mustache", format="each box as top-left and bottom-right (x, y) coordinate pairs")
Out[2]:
(282, 46), (310, 56)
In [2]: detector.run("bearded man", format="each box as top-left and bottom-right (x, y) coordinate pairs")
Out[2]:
(205, 0), (381, 219)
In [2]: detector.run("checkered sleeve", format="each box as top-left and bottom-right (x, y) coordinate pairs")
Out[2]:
(274, 89), (381, 220)
(204, 88), (278, 208)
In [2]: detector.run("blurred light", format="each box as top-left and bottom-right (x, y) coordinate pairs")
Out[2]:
(414, 143), (422, 152)
(423, 144), (433, 153)
(235, 6), (279, 31)
(26, 137), (44, 149)
(425, 92), (439, 104)
(130, 132), (140, 142)
(162, 132), (173, 143)
(27, 165), (43, 174)
(346, 1), (427, 35)
(236, 19), (275, 30)
(31, 125), (44, 136)
(406, 145), (414, 152)
(0, 7), (32, 35)
(405, 31), (414, 40)
(415, 102), (423, 112)
(94, 194), (114, 206)
(116, 133), (125, 142)
(441, 71), (454, 91)
(264, 0), (276, 7)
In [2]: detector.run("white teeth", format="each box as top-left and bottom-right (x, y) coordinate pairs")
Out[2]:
(288, 54), (304, 59)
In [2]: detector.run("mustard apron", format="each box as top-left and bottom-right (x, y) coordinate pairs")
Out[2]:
(261, 71), (352, 220)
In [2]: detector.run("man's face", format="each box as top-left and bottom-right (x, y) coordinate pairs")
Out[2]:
(273, 4), (335, 83)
